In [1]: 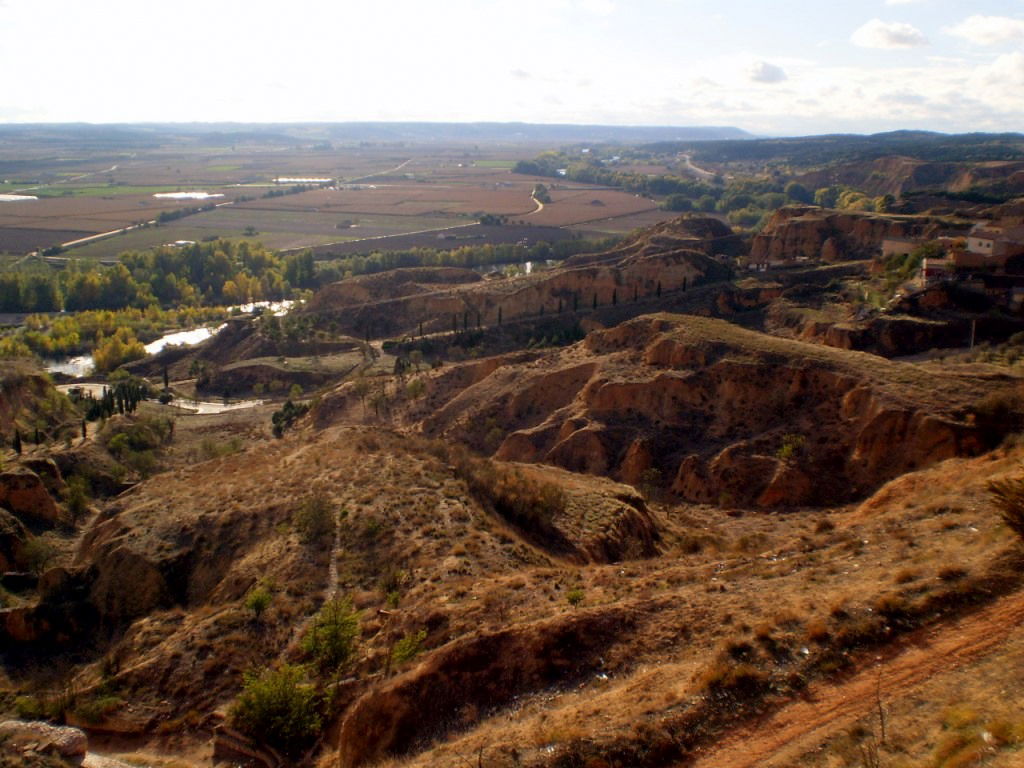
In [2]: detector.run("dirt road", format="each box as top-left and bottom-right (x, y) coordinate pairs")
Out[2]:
(685, 589), (1024, 768)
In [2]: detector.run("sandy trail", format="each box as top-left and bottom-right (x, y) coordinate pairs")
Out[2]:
(685, 589), (1024, 768)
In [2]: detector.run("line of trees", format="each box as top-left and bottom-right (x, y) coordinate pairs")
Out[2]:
(0, 240), (318, 314)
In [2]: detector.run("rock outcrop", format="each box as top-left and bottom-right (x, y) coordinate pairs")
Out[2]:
(748, 206), (960, 264)
(0, 720), (87, 764)
(0, 468), (62, 528)
(394, 314), (996, 507)
(0, 507), (29, 572)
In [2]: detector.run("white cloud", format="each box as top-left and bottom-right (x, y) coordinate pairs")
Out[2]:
(578, 0), (614, 15)
(972, 51), (1024, 92)
(748, 61), (788, 84)
(945, 15), (1024, 46)
(851, 19), (929, 49)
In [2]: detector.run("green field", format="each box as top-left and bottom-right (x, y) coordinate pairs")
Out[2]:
(31, 184), (204, 198)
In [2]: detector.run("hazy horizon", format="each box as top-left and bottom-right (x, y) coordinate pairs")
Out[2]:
(1, 0), (1023, 135)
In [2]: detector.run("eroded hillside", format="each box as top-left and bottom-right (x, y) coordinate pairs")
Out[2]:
(2, 210), (1024, 768)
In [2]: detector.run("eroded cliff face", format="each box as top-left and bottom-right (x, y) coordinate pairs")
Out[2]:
(302, 217), (733, 339)
(401, 314), (995, 507)
(749, 206), (953, 264)
(791, 156), (1024, 198)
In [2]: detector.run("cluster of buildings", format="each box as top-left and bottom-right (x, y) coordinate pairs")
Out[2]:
(881, 222), (1024, 310)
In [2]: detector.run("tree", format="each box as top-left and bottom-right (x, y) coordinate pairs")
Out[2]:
(303, 596), (360, 672)
(784, 181), (813, 204)
(294, 488), (334, 544)
(230, 665), (320, 757)
(12, 429), (22, 455)
(875, 194), (896, 213)
(245, 584), (273, 622)
(814, 186), (840, 208)
(662, 194), (693, 212)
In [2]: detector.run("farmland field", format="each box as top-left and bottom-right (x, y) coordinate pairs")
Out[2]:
(68, 210), (465, 258)
(303, 223), (574, 257)
(526, 186), (659, 227)
(0, 131), (680, 258)
(566, 208), (687, 235)
(0, 227), (93, 253)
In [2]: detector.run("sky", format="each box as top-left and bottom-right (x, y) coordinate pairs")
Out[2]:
(1, 0), (1023, 136)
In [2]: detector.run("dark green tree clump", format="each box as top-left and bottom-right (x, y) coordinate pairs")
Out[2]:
(230, 665), (321, 757)
(303, 596), (361, 672)
(271, 399), (310, 438)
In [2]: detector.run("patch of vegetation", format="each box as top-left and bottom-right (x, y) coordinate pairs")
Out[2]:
(776, 433), (806, 462)
(302, 596), (360, 673)
(391, 629), (427, 667)
(198, 436), (243, 461)
(271, 399), (309, 438)
(72, 694), (123, 724)
(244, 583), (273, 622)
(293, 488), (336, 545)
(230, 665), (321, 757)
(100, 415), (173, 477)
(63, 475), (91, 520)
(1, 238), (303, 315)
(23, 538), (56, 575)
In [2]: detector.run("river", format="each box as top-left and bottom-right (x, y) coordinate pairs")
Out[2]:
(43, 300), (294, 378)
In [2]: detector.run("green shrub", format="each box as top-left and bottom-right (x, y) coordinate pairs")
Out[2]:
(73, 695), (122, 724)
(230, 665), (321, 757)
(64, 475), (90, 520)
(271, 399), (309, 437)
(245, 585), (273, 621)
(294, 490), (334, 545)
(776, 433), (806, 462)
(199, 436), (242, 461)
(303, 597), (360, 672)
(566, 588), (585, 608)
(391, 629), (427, 667)
(14, 695), (45, 720)
(23, 538), (56, 575)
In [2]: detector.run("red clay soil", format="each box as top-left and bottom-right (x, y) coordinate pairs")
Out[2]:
(684, 588), (1024, 768)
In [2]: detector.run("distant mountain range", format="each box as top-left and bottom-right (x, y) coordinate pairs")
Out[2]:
(0, 122), (753, 148)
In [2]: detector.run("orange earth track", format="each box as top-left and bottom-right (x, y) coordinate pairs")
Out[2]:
(684, 589), (1024, 768)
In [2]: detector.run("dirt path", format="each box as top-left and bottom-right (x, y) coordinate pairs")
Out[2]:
(282, 491), (345, 658)
(685, 589), (1024, 768)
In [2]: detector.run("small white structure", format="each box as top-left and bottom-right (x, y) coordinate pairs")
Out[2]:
(966, 224), (1024, 258)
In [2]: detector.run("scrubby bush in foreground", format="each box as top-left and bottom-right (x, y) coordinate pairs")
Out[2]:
(989, 476), (1024, 541)
(230, 665), (320, 757)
